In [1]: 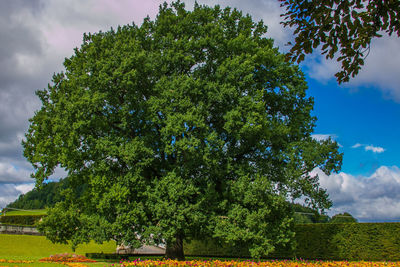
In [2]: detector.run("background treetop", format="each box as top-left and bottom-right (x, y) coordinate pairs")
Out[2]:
(280, 0), (400, 83)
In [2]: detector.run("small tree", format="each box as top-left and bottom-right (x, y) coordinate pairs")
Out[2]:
(24, 1), (342, 259)
(330, 212), (358, 223)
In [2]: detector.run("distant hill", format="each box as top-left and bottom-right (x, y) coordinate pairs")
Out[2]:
(6, 179), (68, 209)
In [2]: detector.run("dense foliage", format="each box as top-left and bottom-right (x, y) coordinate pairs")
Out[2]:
(280, 0), (400, 83)
(23, 1), (342, 259)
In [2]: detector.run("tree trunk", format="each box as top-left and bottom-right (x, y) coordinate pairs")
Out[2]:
(165, 235), (185, 260)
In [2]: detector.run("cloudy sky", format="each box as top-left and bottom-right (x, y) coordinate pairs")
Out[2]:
(1, 0), (400, 222)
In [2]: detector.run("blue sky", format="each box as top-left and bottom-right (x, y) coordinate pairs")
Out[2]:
(308, 78), (400, 176)
(0, 0), (399, 222)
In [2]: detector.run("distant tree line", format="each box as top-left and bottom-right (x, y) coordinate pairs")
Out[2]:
(6, 180), (67, 210)
(293, 203), (357, 224)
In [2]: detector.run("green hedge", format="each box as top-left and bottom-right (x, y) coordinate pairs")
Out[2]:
(184, 239), (251, 258)
(291, 223), (400, 261)
(0, 215), (45, 226)
(185, 223), (400, 261)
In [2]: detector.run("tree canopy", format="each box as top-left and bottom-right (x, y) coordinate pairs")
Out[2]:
(23, 1), (342, 259)
(280, 0), (400, 83)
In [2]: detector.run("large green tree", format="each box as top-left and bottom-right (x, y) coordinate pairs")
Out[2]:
(280, 0), (400, 83)
(23, 1), (342, 259)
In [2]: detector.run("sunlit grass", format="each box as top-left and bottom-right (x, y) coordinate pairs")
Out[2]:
(0, 234), (116, 261)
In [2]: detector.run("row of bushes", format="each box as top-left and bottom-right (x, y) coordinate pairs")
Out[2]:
(0, 215), (44, 226)
(185, 223), (400, 261)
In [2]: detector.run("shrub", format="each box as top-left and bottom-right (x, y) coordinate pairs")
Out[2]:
(0, 215), (44, 226)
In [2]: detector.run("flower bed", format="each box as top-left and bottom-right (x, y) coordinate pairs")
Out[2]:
(63, 263), (90, 267)
(39, 253), (97, 263)
(0, 259), (34, 264)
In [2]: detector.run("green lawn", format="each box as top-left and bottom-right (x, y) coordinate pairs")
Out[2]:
(0, 234), (116, 266)
(2, 209), (47, 216)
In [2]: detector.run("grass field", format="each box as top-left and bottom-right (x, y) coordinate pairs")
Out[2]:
(0, 234), (116, 266)
(2, 209), (47, 216)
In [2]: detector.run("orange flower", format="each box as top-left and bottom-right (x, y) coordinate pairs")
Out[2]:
(39, 253), (96, 263)
(0, 259), (33, 264)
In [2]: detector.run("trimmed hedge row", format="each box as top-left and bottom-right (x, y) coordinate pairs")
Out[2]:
(292, 223), (400, 261)
(185, 223), (400, 261)
(184, 239), (251, 258)
(0, 215), (44, 226)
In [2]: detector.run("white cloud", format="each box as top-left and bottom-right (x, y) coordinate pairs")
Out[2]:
(302, 52), (340, 84)
(347, 35), (400, 102)
(0, 162), (32, 183)
(351, 143), (362, 148)
(365, 145), (385, 154)
(0, 183), (35, 209)
(303, 35), (400, 102)
(315, 166), (400, 222)
(352, 143), (385, 153)
(15, 183), (35, 194)
(36, 0), (164, 69)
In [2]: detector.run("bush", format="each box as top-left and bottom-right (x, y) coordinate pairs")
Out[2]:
(0, 215), (45, 226)
(184, 239), (250, 258)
